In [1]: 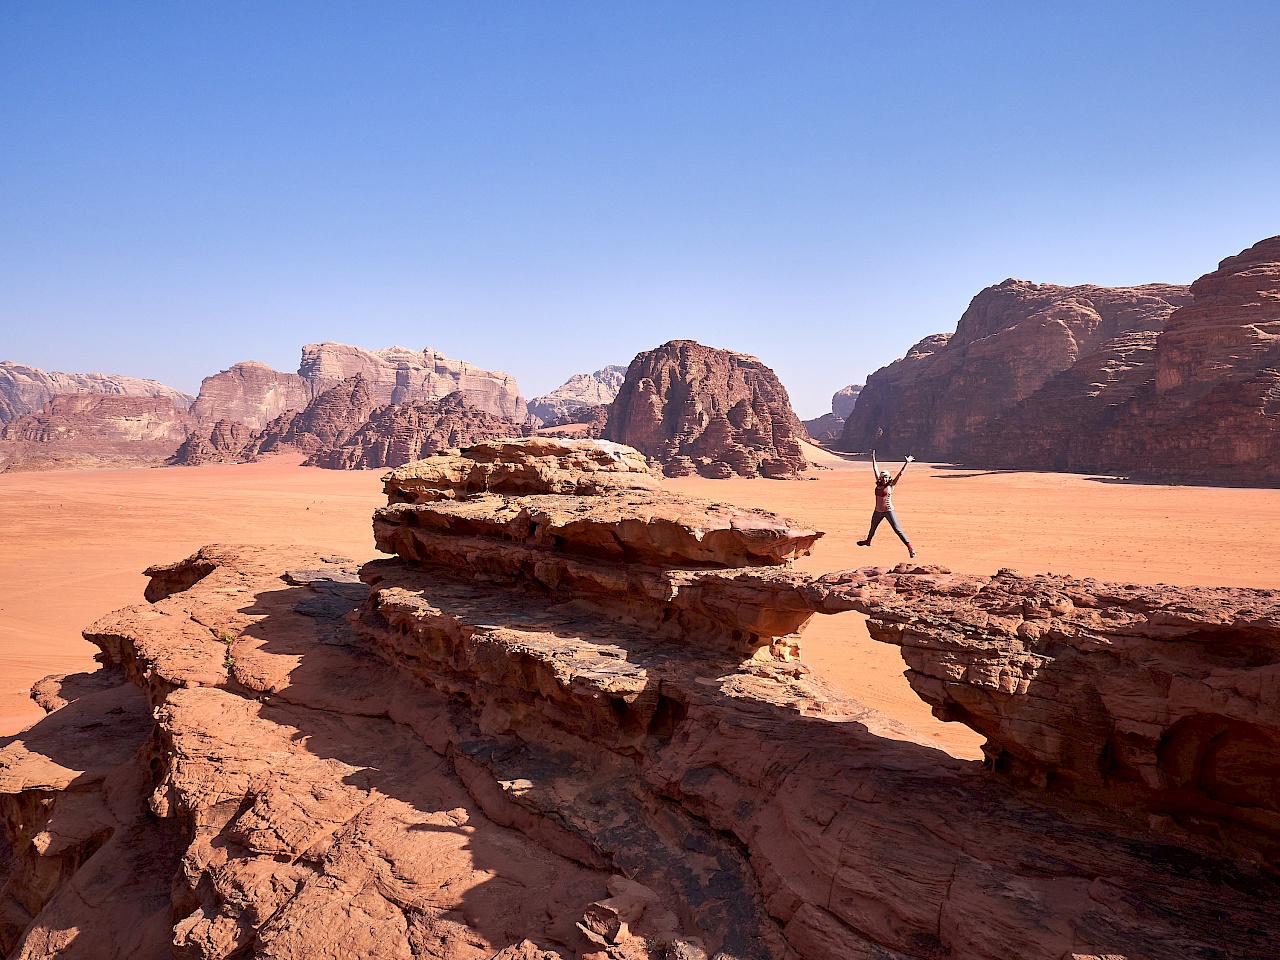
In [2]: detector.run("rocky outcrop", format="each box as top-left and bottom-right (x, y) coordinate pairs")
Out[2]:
(0, 394), (195, 471)
(298, 342), (528, 422)
(0, 361), (193, 424)
(812, 564), (1280, 860)
(802, 384), (862, 444)
(6, 438), (1279, 957)
(605, 341), (808, 478)
(166, 419), (257, 466)
(840, 283), (1191, 457)
(247, 374), (380, 458)
(305, 392), (529, 469)
(528, 366), (627, 424)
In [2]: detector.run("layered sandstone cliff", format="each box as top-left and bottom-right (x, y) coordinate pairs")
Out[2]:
(0, 362), (193, 424)
(840, 283), (1191, 458)
(962, 236), (1280, 481)
(528, 366), (627, 424)
(3, 438), (1277, 958)
(190, 343), (528, 434)
(605, 341), (808, 478)
(0, 394), (194, 471)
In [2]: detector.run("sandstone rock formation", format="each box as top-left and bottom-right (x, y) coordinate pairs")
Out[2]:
(4, 438), (1278, 958)
(528, 366), (626, 424)
(305, 392), (529, 470)
(966, 236), (1280, 482)
(166, 419), (258, 467)
(813, 564), (1280, 861)
(605, 341), (808, 478)
(189, 361), (314, 432)
(191, 343), (528, 434)
(802, 384), (862, 444)
(0, 361), (193, 424)
(536, 403), (609, 439)
(247, 374), (380, 458)
(840, 283), (1191, 458)
(298, 342), (528, 422)
(0, 394), (194, 471)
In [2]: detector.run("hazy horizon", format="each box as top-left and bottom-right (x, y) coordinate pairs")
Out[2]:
(3, 2), (1278, 418)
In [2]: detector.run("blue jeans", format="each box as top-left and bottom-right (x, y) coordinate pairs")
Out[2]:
(866, 510), (909, 545)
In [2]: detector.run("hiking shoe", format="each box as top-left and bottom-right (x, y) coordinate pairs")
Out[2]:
(907, 543), (916, 559)
(857, 539), (870, 546)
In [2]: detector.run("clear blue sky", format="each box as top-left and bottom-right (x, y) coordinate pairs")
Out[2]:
(2, 2), (1277, 417)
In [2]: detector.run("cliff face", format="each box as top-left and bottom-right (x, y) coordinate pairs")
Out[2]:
(190, 343), (529, 436)
(0, 394), (194, 471)
(605, 340), (808, 478)
(248, 374), (381, 458)
(963, 236), (1280, 481)
(0, 361), (193, 423)
(3, 438), (1277, 958)
(839, 284), (1191, 458)
(528, 366), (627, 424)
(189, 361), (316, 432)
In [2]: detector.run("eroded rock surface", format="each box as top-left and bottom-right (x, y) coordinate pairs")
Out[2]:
(802, 384), (861, 444)
(606, 341), (808, 478)
(4, 439), (1279, 958)
(306, 393), (529, 469)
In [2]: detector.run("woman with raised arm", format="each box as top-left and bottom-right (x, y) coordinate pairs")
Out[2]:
(857, 450), (916, 558)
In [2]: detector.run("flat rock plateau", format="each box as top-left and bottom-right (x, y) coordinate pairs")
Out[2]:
(2, 438), (1276, 959)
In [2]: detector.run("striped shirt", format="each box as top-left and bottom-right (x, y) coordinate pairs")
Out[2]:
(875, 482), (893, 512)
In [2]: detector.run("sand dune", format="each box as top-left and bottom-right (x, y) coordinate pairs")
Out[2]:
(2, 454), (1277, 756)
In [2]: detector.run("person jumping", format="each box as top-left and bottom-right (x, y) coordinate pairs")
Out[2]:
(857, 449), (916, 558)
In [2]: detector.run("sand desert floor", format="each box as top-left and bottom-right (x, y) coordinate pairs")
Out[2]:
(3, 453), (1279, 759)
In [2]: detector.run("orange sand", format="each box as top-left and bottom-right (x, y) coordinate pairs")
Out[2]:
(3, 454), (1278, 758)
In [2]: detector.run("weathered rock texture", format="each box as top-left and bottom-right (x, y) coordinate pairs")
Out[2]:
(605, 341), (808, 478)
(536, 404), (610, 439)
(0, 395), (195, 471)
(166, 419), (257, 467)
(967, 236), (1280, 482)
(247, 374), (381, 459)
(306, 393), (530, 470)
(840, 283), (1191, 459)
(189, 361), (315, 433)
(191, 343), (528, 434)
(298, 342), (528, 422)
(4, 438), (1278, 958)
(802, 384), (862, 444)
(528, 366), (627, 424)
(0, 361), (193, 424)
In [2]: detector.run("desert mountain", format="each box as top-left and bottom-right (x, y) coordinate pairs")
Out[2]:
(802, 383), (862, 444)
(605, 340), (808, 478)
(0, 361), (193, 423)
(0, 394), (194, 472)
(2, 438), (1276, 957)
(527, 365), (627, 424)
(840, 281), (1192, 459)
(191, 342), (528, 431)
